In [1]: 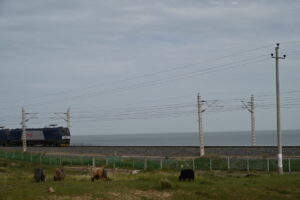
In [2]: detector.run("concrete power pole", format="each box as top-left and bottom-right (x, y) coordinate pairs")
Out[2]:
(197, 94), (206, 157)
(271, 43), (286, 174)
(242, 95), (256, 146)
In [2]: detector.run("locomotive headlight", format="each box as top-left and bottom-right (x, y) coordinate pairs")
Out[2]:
(62, 136), (70, 140)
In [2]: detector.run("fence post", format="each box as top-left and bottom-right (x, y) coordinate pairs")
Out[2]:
(160, 159), (162, 169)
(267, 159), (269, 172)
(192, 159), (195, 170)
(92, 156), (95, 167)
(227, 156), (230, 170)
(144, 159), (147, 170)
(288, 158), (291, 173)
(209, 158), (212, 171)
(132, 159), (135, 169)
(247, 158), (249, 172)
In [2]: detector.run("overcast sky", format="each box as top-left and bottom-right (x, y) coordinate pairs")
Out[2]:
(0, 0), (300, 135)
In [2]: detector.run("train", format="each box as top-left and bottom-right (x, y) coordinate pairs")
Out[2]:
(0, 127), (70, 147)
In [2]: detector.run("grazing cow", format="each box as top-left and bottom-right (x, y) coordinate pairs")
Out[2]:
(131, 170), (140, 175)
(53, 168), (65, 181)
(91, 168), (107, 181)
(34, 168), (45, 182)
(179, 169), (194, 182)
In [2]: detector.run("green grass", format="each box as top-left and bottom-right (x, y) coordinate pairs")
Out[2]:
(0, 158), (300, 200)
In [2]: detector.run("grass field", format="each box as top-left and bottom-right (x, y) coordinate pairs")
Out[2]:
(0, 158), (300, 200)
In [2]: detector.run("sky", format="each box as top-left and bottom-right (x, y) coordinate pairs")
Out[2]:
(0, 0), (300, 135)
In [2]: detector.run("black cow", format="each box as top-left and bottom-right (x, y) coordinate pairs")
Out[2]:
(179, 169), (194, 182)
(34, 168), (45, 182)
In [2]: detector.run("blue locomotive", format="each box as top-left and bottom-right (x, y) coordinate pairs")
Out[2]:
(0, 127), (70, 146)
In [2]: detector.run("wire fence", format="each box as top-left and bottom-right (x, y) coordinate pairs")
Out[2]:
(1, 150), (300, 172)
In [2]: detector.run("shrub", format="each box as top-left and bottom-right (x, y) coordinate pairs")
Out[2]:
(159, 178), (172, 190)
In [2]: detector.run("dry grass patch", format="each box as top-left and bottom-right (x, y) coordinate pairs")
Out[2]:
(108, 190), (172, 200)
(134, 190), (172, 199)
(68, 174), (90, 181)
(41, 195), (96, 200)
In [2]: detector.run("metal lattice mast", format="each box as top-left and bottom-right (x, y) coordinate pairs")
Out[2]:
(66, 108), (71, 129)
(21, 108), (38, 152)
(242, 95), (256, 146)
(250, 95), (256, 146)
(197, 94), (205, 157)
(21, 107), (27, 152)
(55, 108), (71, 129)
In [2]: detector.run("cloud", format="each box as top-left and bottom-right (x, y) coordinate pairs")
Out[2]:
(0, 0), (299, 133)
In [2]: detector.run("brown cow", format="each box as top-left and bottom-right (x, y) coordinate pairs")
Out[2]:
(53, 168), (65, 181)
(91, 168), (107, 181)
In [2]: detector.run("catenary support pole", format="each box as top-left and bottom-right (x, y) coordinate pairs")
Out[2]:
(250, 95), (256, 146)
(67, 108), (71, 129)
(242, 95), (256, 146)
(21, 108), (27, 152)
(21, 108), (38, 153)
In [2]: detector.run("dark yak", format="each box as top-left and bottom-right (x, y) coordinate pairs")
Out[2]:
(54, 168), (65, 181)
(34, 168), (45, 182)
(91, 168), (107, 181)
(179, 169), (194, 182)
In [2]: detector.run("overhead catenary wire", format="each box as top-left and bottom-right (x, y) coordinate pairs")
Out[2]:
(2, 91), (300, 124)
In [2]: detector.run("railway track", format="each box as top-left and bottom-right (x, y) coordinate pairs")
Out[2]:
(1, 146), (300, 158)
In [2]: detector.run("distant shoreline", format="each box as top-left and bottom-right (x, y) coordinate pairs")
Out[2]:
(71, 129), (300, 137)
(70, 130), (300, 146)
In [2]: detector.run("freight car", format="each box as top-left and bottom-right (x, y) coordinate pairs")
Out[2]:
(0, 127), (70, 147)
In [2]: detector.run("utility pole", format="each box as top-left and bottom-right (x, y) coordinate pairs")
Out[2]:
(21, 108), (38, 152)
(242, 95), (256, 146)
(271, 43), (286, 174)
(197, 94), (206, 157)
(55, 108), (71, 129)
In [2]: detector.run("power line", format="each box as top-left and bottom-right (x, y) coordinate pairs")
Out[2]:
(1, 56), (269, 110)
(0, 44), (272, 105)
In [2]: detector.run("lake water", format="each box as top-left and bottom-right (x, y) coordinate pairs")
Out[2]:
(70, 130), (300, 146)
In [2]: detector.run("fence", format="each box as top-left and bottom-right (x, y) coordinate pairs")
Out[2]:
(1, 150), (300, 172)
